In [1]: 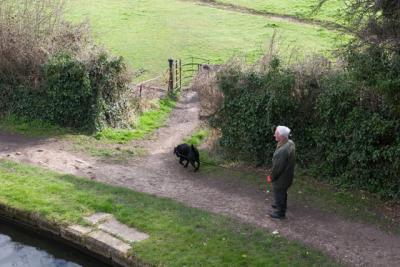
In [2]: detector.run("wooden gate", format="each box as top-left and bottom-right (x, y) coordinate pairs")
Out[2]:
(167, 57), (211, 93)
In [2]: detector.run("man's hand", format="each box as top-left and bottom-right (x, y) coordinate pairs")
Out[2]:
(267, 175), (272, 183)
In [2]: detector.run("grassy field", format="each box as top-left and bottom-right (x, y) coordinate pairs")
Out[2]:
(215, 0), (344, 23)
(0, 160), (341, 266)
(66, 0), (342, 81)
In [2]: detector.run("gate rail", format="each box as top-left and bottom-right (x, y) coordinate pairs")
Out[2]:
(167, 57), (211, 93)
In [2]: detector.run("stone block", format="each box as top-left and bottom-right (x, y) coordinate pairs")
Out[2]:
(86, 230), (131, 258)
(61, 225), (93, 245)
(98, 218), (149, 243)
(33, 215), (61, 235)
(84, 212), (113, 225)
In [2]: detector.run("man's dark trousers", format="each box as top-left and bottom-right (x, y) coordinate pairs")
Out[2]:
(273, 188), (288, 216)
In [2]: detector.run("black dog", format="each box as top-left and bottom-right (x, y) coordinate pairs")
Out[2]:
(173, 143), (200, 171)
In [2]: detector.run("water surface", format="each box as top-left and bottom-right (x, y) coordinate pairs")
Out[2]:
(0, 222), (110, 267)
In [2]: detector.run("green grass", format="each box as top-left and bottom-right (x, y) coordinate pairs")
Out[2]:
(201, 159), (400, 234)
(0, 115), (71, 137)
(184, 129), (209, 146)
(66, 0), (342, 80)
(291, 170), (400, 234)
(0, 97), (176, 159)
(0, 160), (341, 266)
(69, 134), (147, 161)
(216, 0), (344, 23)
(95, 97), (176, 143)
(182, 129), (227, 168)
(0, 116), (144, 161)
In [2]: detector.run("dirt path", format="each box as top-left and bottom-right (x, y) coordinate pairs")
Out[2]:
(1, 91), (399, 267)
(183, 0), (347, 32)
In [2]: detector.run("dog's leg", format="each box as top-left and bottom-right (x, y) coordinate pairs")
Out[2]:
(184, 160), (189, 168)
(194, 161), (200, 171)
(179, 157), (184, 165)
(190, 160), (198, 172)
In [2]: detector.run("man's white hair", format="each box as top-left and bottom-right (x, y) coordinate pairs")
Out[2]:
(276, 125), (291, 138)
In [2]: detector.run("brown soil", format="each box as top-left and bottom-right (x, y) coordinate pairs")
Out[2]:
(1, 91), (399, 267)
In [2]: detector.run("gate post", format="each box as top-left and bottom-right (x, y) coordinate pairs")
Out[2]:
(179, 59), (182, 90)
(168, 58), (174, 95)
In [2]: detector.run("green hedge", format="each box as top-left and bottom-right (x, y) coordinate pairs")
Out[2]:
(213, 59), (400, 199)
(313, 75), (400, 198)
(3, 53), (132, 131)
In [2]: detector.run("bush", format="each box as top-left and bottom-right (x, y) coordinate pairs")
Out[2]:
(87, 53), (132, 129)
(345, 45), (400, 115)
(192, 65), (224, 119)
(43, 54), (92, 128)
(0, 0), (134, 131)
(214, 59), (296, 165)
(211, 55), (400, 199)
(313, 74), (400, 198)
(213, 57), (326, 165)
(7, 53), (133, 131)
(0, 0), (90, 85)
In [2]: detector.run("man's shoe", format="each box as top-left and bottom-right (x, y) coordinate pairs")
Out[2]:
(271, 204), (277, 209)
(270, 212), (285, 219)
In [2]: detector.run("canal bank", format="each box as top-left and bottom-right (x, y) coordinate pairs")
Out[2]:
(0, 204), (150, 267)
(0, 220), (110, 267)
(0, 159), (343, 266)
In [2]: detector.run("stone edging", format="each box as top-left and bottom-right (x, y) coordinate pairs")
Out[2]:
(0, 203), (152, 267)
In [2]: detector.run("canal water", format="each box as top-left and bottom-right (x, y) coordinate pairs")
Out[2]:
(0, 221), (110, 267)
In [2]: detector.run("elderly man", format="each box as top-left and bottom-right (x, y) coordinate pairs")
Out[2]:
(269, 125), (296, 219)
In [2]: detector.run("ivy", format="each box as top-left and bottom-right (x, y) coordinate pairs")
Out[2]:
(2, 52), (131, 132)
(214, 59), (400, 199)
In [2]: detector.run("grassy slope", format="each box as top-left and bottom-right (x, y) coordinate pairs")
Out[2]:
(0, 97), (176, 159)
(95, 97), (176, 143)
(216, 0), (344, 22)
(66, 0), (341, 80)
(0, 160), (341, 266)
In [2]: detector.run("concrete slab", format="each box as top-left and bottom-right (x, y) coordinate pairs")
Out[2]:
(67, 224), (94, 235)
(84, 212), (113, 225)
(61, 225), (93, 245)
(99, 218), (149, 243)
(86, 230), (131, 257)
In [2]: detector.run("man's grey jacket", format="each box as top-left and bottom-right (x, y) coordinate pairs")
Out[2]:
(271, 139), (296, 190)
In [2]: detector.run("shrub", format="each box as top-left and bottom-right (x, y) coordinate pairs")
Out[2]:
(345, 45), (400, 115)
(0, 0), (134, 131)
(43, 53), (92, 128)
(87, 53), (133, 129)
(213, 56), (326, 165)
(313, 74), (400, 198)
(192, 66), (224, 119)
(0, 0), (90, 86)
(211, 55), (400, 199)
(7, 53), (133, 131)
